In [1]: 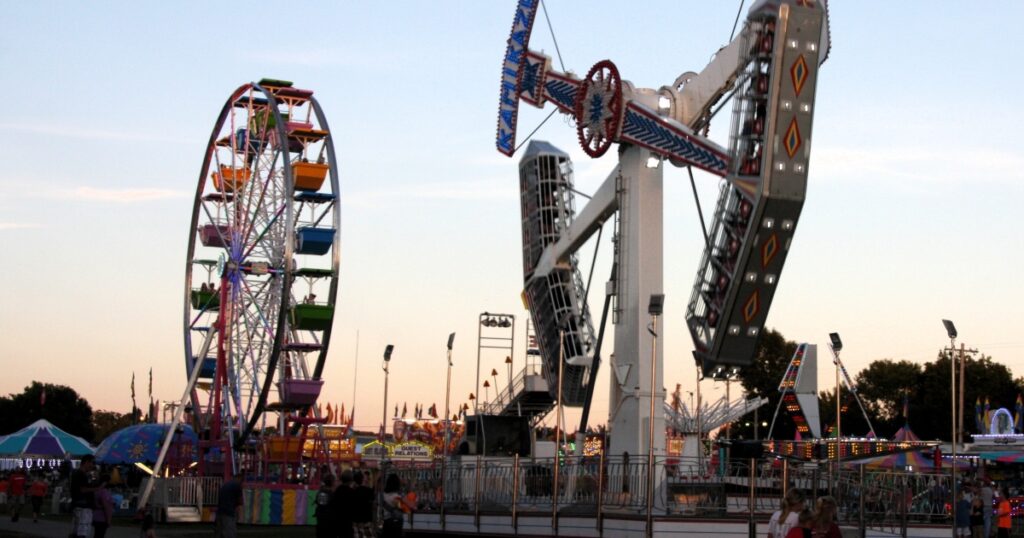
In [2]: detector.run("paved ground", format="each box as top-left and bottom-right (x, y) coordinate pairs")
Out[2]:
(0, 514), (318, 537)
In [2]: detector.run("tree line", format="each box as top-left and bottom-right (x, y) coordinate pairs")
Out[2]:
(727, 329), (1021, 442)
(0, 381), (138, 444)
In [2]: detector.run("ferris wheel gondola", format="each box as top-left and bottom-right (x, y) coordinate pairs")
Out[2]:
(183, 79), (341, 450)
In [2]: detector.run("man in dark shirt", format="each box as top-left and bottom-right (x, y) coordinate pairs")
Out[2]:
(69, 455), (97, 538)
(329, 470), (354, 538)
(215, 470), (244, 538)
(351, 471), (376, 538)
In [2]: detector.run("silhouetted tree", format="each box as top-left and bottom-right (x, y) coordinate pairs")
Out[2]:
(730, 328), (799, 440)
(92, 410), (134, 443)
(0, 382), (94, 441)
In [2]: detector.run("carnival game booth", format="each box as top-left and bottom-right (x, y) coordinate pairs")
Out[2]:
(0, 419), (95, 471)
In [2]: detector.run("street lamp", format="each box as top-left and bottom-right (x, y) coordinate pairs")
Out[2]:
(475, 312), (516, 416)
(942, 319), (958, 538)
(381, 345), (394, 442)
(441, 332), (455, 531)
(828, 332), (842, 505)
(646, 293), (664, 538)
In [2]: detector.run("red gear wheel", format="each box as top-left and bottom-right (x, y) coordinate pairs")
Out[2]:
(574, 60), (623, 158)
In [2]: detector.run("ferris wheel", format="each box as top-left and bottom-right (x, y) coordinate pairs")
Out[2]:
(183, 79), (340, 449)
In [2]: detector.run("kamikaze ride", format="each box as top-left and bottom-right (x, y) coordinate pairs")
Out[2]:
(494, 0), (829, 465)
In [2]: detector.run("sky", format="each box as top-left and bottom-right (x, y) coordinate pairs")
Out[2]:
(1, 1), (1022, 434)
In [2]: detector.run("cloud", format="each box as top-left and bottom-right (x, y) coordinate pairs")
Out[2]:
(0, 222), (41, 231)
(53, 187), (188, 203)
(0, 123), (191, 144)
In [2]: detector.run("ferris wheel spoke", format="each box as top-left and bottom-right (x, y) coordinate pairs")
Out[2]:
(239, 147), (281, 248)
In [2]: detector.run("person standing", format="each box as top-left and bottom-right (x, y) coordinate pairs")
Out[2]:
(69, 455), (97, 538)
(313, 474), (334, 538)
(955, 490), (972, 538)
(811, 496), (841, 538)
(329, 470), (354, 538)
(981, 480), (995, 538)
(996, 487), (1012, 538)
(8, 469), (26, 522)
(970, 495), (985, 538)
(29, 474), (47, 522)
(351, 471), (375, 538)
(381, 474), (415, 538)
(768, 489), (806, 538)
(92, 474), (114, 538)
(214, 470), (243, 538)
(0, 473), (8, 515)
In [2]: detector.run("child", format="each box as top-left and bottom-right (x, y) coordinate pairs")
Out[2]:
(785, 509), (815, 538)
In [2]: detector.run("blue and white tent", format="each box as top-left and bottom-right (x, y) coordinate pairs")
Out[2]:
(0, 419), (95, 457)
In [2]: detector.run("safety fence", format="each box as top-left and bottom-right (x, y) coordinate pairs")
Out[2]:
(383, 455), (969, 536)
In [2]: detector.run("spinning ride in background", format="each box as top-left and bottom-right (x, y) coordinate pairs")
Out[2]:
(183, 78), (341, 479)
(493, 0), (830, 461)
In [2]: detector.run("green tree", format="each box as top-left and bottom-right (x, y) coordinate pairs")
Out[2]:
(850, 359), (921, 437)
(0, 382), (94, 441)
(730, 328), (799, 440)
(910, 351), (1019, 441)
(92, 410), (134, 443)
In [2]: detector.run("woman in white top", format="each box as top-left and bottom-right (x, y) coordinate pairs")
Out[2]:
(768, 488), (806, 538)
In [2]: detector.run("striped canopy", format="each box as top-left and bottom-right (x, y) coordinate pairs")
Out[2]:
(977, 451), (1024, 464)
(0, 419), (95, 457)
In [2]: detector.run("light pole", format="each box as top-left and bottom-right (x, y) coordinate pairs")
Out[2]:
(942, 319), (958, 538)
(646, 294), (664, 538)
(441, 333), (454, 531)
(828, 332), (843, 510)
(381, 345), (394, 442)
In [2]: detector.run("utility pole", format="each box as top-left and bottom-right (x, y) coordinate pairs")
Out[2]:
(943, 343), (977, 447)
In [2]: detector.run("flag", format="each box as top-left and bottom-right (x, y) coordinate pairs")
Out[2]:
(401, 402), (407, 418)
(148, 368), (153, 400)
(40, 387), (46, 407)
(339, 403), (346, 425)
(985, 397), (992, 431)
(346, 407), (355, 434)
(393, 404), (398, 418)
(976, 397), (984, 433)
(326, 403), (334, 424)
(131, 373), (137, 422)
(1015, 394), (1023, 433)
(429, 403), (438, 419)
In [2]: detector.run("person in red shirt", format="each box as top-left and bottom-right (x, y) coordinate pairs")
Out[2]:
(29, 475), (48, 522)
(0, 474), (9, 511)
(9, 469), (27, 523)
(811, 496), (842, 538)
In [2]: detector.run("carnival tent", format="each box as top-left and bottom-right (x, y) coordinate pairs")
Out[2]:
(94, 423), (197, 464)
(0, 419), (95, 457)
(892, 424), (921, 442)
(93, 422), (196, 463)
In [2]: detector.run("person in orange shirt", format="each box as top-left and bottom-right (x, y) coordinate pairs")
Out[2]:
(28, 474), (48, 523)
(996, 487), (1012, 538)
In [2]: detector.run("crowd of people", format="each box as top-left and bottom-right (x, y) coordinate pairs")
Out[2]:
(767, 489), (842, 538)
(211, 468), (414, 538)
(0, 455), (141, 537)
